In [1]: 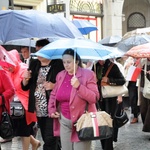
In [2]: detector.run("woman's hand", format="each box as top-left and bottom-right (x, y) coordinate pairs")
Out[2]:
(22, 70), (32, 85)
(101, 77), (109, 83)
(50, 112), (60, 118)
(23, 70), (32, 80)
(43, 81), (55, 90)
(147, 70), (150, 74)
(117, 95), (123, 104)
(71, 76), (80, 88)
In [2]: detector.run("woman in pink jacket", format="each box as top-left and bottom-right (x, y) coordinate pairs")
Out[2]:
(48, 49), (99, 150)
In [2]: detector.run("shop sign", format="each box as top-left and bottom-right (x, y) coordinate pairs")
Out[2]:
(47, 4), (65, 13)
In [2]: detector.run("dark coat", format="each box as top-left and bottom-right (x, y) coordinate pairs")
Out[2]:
(94, 59), (126, 112)
(21, 59), (64, 113)
(140, 60), (150, 132)
(95, 59), (126, 93)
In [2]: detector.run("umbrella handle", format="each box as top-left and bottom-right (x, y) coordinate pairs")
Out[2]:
(74, 50), (76, 77)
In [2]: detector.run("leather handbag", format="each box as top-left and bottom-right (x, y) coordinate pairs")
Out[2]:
(113, 103), (129, 128)
(0, 95), (14, 139)
(101, 64), (128, 98)
(143, 61), (150, 99)
(102, 85), (128, 98)
(75, 102), (113, 141)
(143, 76), (150, 99)
(10, 96), (25, 119)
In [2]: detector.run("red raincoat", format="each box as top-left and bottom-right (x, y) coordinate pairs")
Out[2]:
(0, 69), (15, 121)
(7, 50), (37, 125)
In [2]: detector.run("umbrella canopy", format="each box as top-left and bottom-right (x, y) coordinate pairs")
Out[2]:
(103, 46), (125, 58)
(99, 35), (122, 46)
(126, 43), (150, 58)
(32, 38), (120, 60)
(123, 27), (150, 39)
(115, 35), (150, 52)
(3, 38), (36, 47)
(0, 10), (83, 43)
(72, 19), (98, 35)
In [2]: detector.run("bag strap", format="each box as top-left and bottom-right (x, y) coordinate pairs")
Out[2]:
(1, 94), (8, 112)
(85, 101), (101, 112)
(144, 60), (147, 76)
(105, 63), (114, 77)
(114, 102), (123, 118)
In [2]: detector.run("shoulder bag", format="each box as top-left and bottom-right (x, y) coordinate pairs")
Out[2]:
(10, 96), (25, 119)
(113, 103), (129, 128)
(143, 60), (150, 99)
(101, 63), (128, 98)
(75, 102), (113, 141)
(0, 95), (14, 139)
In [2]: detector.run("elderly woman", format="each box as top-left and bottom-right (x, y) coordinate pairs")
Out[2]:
(48, 49), (99, 150)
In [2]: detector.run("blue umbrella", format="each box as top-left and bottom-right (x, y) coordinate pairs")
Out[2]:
(72, 20), (98, 35)
(0, 10), (83, 43)
(33, 38), (118, 60)
(3, 38), (36, 47)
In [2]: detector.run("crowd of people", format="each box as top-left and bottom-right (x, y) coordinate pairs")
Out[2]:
(0, 38), (150, 150)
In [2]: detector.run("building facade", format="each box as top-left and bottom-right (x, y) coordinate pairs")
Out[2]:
(1, 0), (150, 40)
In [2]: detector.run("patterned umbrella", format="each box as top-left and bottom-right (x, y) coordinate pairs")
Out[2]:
(123, 27), (150, 39)
(126, 43), (150, 58)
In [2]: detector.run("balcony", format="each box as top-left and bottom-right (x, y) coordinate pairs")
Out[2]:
(14, 0), (43, 6)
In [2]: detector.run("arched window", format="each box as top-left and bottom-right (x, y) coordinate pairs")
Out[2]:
(127, 12), (146, 31)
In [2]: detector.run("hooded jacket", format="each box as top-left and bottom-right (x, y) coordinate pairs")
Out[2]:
(7, 50), (37, 125)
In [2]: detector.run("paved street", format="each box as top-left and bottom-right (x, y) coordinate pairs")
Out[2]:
(1, 109), (150, 150)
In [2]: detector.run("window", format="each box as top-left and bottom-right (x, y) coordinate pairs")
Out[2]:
(14, 5), (33, 10)
(127, 12), (146, 31)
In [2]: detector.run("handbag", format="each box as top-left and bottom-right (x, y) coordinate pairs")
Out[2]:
(101, 63), (128, 98)
(0, 95), (14, 139)
(113, 103), (129, 128)
(10, 96), (25, 119)
(75, 102), (113, 141)
(143, 61), (150, 99)
(102, 85), (128, 98)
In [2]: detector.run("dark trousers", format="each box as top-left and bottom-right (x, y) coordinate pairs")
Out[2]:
(37, 117), (61, 150)
(113, 103), (123, 142)
(128, 81), (140, 118)
(140, 95), (150, 132)
(99, 98), (117, 150)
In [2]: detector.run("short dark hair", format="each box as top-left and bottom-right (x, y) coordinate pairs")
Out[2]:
(21, 46), (29, 50)
(62, 49), (83, 67)
(35, 39), (50, 47)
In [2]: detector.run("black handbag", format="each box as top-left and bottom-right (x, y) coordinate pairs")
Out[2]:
(0, 95), (14, 139)
(10, 96), (24, 119)
(113, 103), (129, 128)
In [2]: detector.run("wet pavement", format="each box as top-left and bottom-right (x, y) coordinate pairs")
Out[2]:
(1, 109), (150, 150)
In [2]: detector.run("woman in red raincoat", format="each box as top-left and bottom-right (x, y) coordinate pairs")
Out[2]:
(7, 50), (41, 150)
(0, 67), (15, 149)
